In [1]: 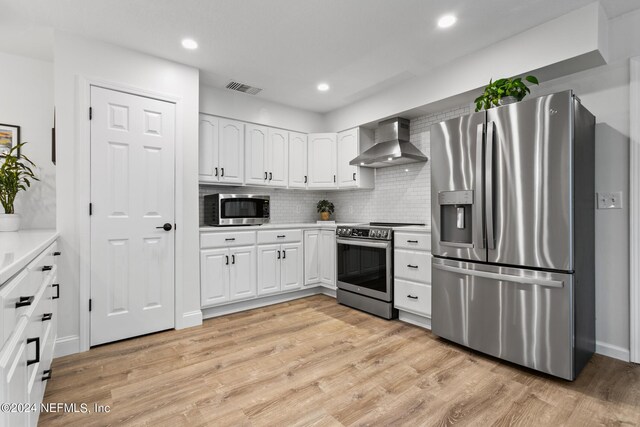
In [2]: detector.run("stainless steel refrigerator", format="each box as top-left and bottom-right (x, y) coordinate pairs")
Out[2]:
(430, 90), (595, 380)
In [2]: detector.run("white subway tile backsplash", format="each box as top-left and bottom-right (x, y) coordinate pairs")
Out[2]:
(198, 104), (469, 226)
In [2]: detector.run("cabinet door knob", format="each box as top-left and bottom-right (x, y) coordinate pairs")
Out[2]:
(225, 255), (229, 265)
(156, 223), (173, 231)
(269, 172), (273, 181)
(53, 251), (61, 256)
(232, 254), (235, 264)
(42, 265), (53, 272)
(264, 171), (268, 180)
(52, 284), (60, 300)
(221, 168), (225, 177)
(42, 313), (53, 322)
(16, 295), (34, 308)
(407, 295), (419, 300)
(353, 172), (356, 181)
(304, 176), (307, 184)
(42, 369), (52, 381)
(407, 264), (419, 269)
(282, 250), (286, 259)
(26, 337), (40, 366)
(215, 167), (218, 177)
(407, 240), (419, 243)
(277, 250), (281, 260)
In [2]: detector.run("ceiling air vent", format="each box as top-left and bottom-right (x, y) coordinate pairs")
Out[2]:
(225, 81), (262, 95)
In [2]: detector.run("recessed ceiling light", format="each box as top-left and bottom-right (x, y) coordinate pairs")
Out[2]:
(437, 14), (457, 29)
(317, 83), (330, 92)
(387, 157), (393, 161)
(181, 38), (198, 50)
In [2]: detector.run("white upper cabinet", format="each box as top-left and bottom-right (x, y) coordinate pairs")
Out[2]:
(267, 128), (288, 187)
(199, 114), (244, 184)
(198, 115), (220, 183)
(337, 127), (374, 189)
(219, 119), (245, 184)
(288, 132), (308, 188)
(245, 124), (269, 186)
(308, 133), (337, 189)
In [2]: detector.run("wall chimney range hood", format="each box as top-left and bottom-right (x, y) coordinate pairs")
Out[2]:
(350, 117), (428, 168)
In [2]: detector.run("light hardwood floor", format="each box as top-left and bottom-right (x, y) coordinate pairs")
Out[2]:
(41, 295), (640, 426)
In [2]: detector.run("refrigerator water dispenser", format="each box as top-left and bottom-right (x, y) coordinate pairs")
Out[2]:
(439, 190), (474, 246)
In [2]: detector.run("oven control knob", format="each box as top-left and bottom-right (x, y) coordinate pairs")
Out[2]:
(372, 230), (379, 238)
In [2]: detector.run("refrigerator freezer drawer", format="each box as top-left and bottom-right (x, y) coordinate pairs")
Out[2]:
(431, 258), (574, 380)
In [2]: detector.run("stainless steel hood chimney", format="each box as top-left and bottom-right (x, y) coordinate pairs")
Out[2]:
(350, 117), (428, 168)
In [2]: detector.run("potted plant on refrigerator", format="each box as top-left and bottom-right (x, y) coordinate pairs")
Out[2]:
(316, 199), (335, 221)
(0, 142), (39, 231)
(474, 75), (539, 112)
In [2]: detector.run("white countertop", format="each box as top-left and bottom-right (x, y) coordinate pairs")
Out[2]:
(200, 222), (358, 232)
(0, 229), (58, 284)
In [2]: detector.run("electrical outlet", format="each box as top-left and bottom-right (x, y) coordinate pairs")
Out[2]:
(597, 192), (623, 209)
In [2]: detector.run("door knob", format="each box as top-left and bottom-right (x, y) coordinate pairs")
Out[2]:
(156, 223), (173, 231)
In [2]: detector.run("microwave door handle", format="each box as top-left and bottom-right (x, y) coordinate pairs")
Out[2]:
(486, 121), (495, 250)
(475, 122), (485, 249)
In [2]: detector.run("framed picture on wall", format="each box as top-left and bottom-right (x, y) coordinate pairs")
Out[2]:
(0, 123), (20, 157)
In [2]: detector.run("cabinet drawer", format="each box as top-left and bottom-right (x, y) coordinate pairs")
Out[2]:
(257, 229), (302, 245)
(394, 232), (431, 251)
(27, 242), (58, 274)
(394, 279), (431, 317)
(394, 249), (431, 284)
(0, 270), (37, 349)
(201, 231), (256, 248)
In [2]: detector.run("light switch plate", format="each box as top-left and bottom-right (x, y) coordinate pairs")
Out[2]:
(597, 192), (623, 209)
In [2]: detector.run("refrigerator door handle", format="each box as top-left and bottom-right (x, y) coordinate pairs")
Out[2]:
(475, 123), (485, 249)
(486, 121), (496, 249)
(432, 263), (564, 288)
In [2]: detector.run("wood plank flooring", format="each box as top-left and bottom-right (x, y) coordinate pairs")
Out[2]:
(41, 295), (640, 426)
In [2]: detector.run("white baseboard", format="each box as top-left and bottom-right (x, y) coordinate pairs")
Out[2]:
(178, 310), (203, 329)
(202, 287), (326, 319)
(596, 340), (630, 362)
(54, 335), (80, 358)
(398, 311), (431, 330)
(319, 287), (336, 298)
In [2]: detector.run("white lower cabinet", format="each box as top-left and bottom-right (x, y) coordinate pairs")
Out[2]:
(0, 241), (59, 427)
(393, 231), (432, 327)
(303, 229), (336, 288)
(257, 242), (303, 295)
(201, 246), (256, 306)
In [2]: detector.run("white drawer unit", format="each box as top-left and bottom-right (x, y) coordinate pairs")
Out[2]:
(256, 229), (302, 245)
(394, 279), (432, 317)
(0, 239), (59, 427)
(394, 249), (432, 284)
(201, 231), (256, 248)
(393, 231), (432, 326)
(394, 232), (431, 251)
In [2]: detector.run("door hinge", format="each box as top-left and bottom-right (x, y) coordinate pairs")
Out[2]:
(89, 203), (93, 215)
(89, 299), (92, 311)
(89, 107), (93, 120)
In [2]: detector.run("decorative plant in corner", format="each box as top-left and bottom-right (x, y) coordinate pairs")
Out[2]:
(0, 142), (39, 232)
(474, 75), (539, 112)
(316, 199), (335, 221)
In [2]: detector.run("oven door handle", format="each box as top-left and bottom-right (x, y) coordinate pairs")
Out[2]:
(336, 238), (391, 249)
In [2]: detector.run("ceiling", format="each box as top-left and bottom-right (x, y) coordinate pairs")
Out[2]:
(0, 0), (638, 114)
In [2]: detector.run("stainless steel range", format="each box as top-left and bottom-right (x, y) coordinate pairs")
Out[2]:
(336, 222), (424, 319)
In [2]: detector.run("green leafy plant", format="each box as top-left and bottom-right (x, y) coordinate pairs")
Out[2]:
(316, 199), (335, 214)
(474, 75), (539, 112)
(0, 142), (39, 214)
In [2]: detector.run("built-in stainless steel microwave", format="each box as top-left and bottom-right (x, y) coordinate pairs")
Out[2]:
(204, 194), (270, 226)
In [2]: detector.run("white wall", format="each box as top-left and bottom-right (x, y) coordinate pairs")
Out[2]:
(324, 3), (608, 132)
(0, 51), (54, 229)
(200, 85), (325, 133)
(54, 32), (201, 356)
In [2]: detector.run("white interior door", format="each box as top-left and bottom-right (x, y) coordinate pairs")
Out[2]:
(90, 86), (175, 346)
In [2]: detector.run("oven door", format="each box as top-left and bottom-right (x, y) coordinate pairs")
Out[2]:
(336, 238), (392, 302)
(219, 197), (269, 225)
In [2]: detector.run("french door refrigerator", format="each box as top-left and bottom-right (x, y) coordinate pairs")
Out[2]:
(430, 90), (595, 380)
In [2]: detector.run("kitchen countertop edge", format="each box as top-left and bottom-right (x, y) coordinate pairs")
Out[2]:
(200, 223), (358, 232)
(0, 229), (59, 284)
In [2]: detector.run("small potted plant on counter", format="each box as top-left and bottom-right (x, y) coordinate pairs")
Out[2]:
(0, 142), (39, 232)
(474, 75), (539, 111)
(316, 199), (334, 221)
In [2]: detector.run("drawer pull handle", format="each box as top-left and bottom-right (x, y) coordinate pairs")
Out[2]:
(43, 313), (53, 322)
(269, 172), (273, 181)
(407, 264), (419, 269)
(16, 295), (34, 308)
(353, 172), (356, 181)
(27, 337), (40, 366)
(42, 369), (52, 381)
(225, 255), (229, 265)
(277, 250), (281, 260)
(231, 254), (235, 264)
(265, 171), (268, 180)
(277, 235), (286, 238)
(221, 167), (224, 177)
(407, 294), (419, 300)
(407, 240), (419, 243)
(42, 265), (53, 272)
(225, 238), (236, 241)
(283, 250), (286, 259)
(53, 251), (61, 256)
(52, 284), (60, 300)
(304, 176), (307, 184)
